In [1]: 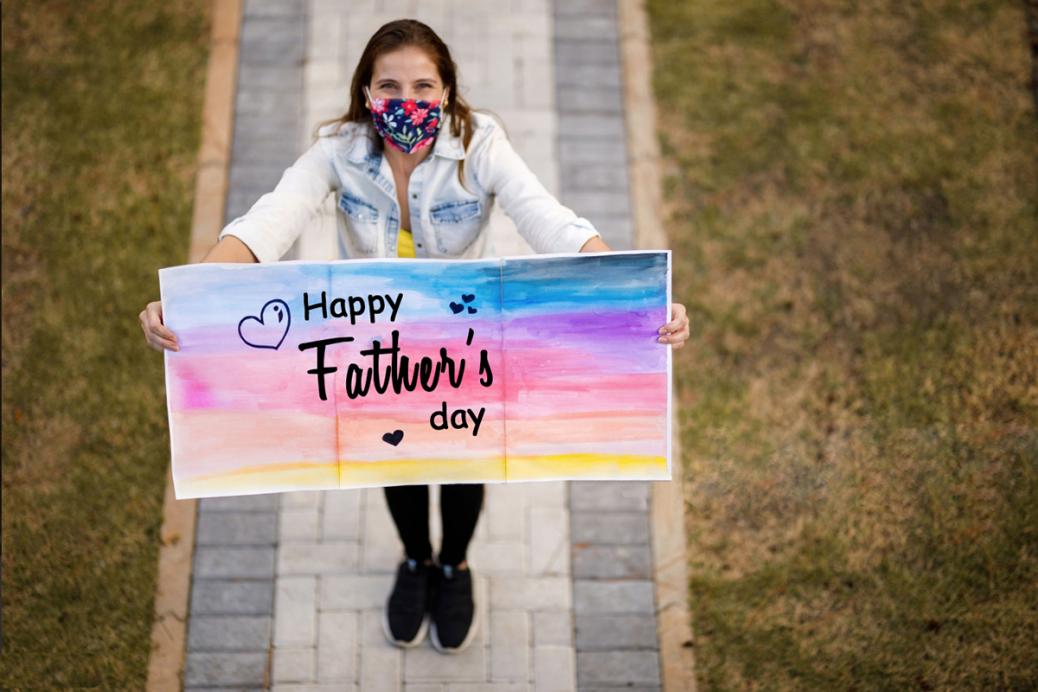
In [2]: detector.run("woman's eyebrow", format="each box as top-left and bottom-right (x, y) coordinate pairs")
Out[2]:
(375, 78), (437, 85)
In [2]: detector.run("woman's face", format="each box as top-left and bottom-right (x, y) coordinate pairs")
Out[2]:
(367, 45), (447, 104)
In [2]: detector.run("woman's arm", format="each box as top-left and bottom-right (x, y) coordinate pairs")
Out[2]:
(140, 138), (338, 351)
(470, 120), (601, 254)
(216, 138), (338, 263)
(201, 234), (259, 263)
(578, 235), (612, 253)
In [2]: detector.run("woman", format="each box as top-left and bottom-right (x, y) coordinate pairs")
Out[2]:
(140, 19), (690, 654)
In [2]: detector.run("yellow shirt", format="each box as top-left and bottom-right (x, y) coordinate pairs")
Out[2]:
(397, 227), (416, 258)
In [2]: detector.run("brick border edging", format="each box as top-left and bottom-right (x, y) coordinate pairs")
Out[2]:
(617, 0), (699, 690)
(145, 1), (243, 689)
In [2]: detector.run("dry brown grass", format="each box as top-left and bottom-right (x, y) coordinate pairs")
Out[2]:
(1, 1), (209, 686)
(649, 0), (1038, 688)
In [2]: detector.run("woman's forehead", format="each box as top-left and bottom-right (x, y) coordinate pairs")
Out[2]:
(371, 46), (441, 82)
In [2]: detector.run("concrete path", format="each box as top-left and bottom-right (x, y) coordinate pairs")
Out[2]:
(184, 1), (660, 689)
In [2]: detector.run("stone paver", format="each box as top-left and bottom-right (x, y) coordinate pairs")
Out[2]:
(184, 0), (665, 689)
(552, 4), (664, 685)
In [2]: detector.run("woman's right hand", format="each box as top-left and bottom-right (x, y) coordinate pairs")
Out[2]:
(139, 237), (258, 353)
(140, 300), (180, 352)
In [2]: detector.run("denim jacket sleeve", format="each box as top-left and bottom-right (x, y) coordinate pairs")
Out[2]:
(469, 119), (601, 254)
(217, 138), (337, 263)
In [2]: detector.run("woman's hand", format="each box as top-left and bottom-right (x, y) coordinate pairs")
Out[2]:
(140, 237), (258, 353)
(139, 300), (180, 352)
(658, 302), (690, 349)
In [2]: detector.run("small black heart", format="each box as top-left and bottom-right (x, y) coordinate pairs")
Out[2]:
(449, 302), (464, 314)
(382, 429), (404, 446)
(467, 306), (477, 314)
(462, 293), (475, 303)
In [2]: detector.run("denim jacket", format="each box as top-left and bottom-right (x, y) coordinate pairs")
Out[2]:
(217, 111), (602, 262)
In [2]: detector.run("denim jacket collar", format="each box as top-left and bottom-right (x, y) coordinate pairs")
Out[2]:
(345, 113), (466, 165)
(219, 110), (602, 262)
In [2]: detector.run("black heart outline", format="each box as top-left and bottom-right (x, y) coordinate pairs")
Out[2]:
(462, 293), (475, 303)
(382, 429), (404, 446)
(467, 306), (477, 314)
(449, 302), (464, 314)
(238, 299), (292, 350)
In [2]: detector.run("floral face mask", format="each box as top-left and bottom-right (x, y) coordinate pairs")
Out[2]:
(364, 85), (449, 154)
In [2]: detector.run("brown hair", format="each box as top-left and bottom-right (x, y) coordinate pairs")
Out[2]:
(317, 19), (491, 191)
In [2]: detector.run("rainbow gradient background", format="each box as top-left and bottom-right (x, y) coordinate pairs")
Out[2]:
(160, 251), (671, 499)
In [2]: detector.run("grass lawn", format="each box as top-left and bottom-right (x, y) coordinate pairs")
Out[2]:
(1, 1), (209, 686)
(649, 0), (1037, 689)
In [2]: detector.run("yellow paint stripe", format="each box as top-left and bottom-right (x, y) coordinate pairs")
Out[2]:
(342, 457), (506, 485)
(178, 453), (667, 496)
(506, 453), (668, 480)
(177, 461), (338, 497)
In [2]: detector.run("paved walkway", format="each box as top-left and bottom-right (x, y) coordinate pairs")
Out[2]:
(184, 1), (659, 689)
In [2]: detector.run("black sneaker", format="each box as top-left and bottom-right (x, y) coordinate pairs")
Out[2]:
(429, 563), (478, 653)
(382, 558), (431, 647)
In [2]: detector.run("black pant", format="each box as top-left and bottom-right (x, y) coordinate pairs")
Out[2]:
(384, 483), (484, 567)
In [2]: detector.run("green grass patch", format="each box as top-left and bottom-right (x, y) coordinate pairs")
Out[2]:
(650, 0), (1038, 688)
(1, 1), (209, 686)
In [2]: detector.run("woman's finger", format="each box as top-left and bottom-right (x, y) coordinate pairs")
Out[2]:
(140, 301), (180, 351)
(145, 333), (179, 352)
(145, 302), (179, 344)
(658, 317), (689, 334)
(149, 322), (178, 345)
(657, 313), (691, 345)
(146, 319), (180, 350)
(150, 329), (180, 351)
(660, 315), (689, 331)
(657, 331), (689, 344)
(658, 303), (689, 334)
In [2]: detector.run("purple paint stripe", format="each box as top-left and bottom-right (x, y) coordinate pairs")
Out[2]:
(503, 308), (664, 338)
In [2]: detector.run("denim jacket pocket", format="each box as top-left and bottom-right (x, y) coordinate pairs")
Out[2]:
(429, 198), (483, 255)
(338, 191), (380, 253)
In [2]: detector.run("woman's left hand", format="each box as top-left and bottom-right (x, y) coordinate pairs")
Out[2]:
(657, 302), (690, 349)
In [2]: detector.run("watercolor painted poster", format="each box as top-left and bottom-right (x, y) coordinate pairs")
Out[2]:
(160, 250), (672, 499)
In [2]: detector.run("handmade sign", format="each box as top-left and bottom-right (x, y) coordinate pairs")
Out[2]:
(160, 251), (671, 499)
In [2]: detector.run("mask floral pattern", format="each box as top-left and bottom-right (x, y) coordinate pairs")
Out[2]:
(365, 86), (447, 154)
